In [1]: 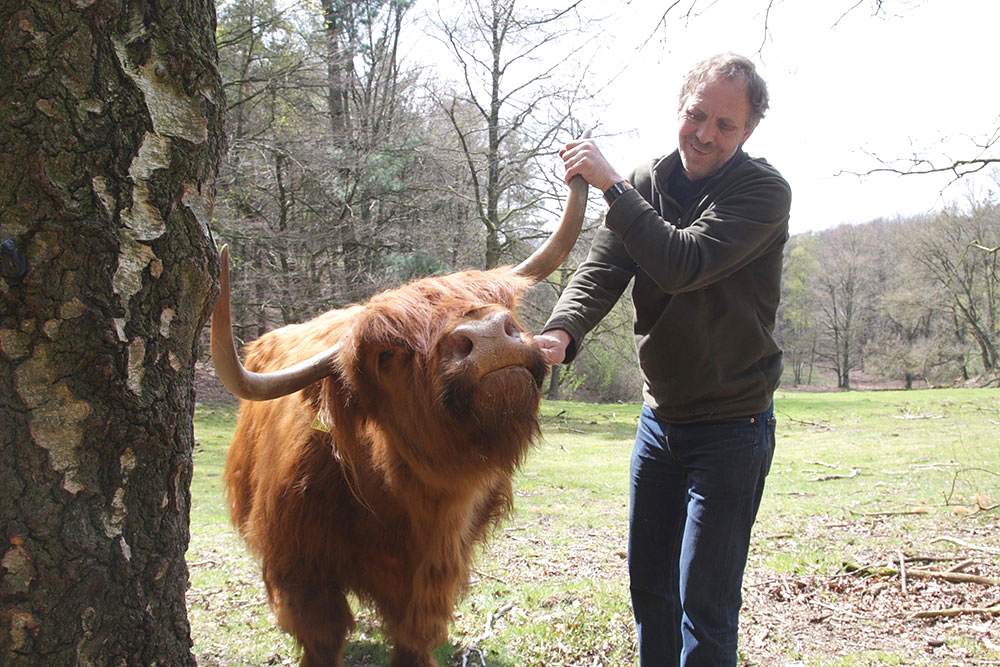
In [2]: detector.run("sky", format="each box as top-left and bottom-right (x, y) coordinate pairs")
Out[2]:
(585, 0), (1000, 234)
(408, 0), (1000, 235)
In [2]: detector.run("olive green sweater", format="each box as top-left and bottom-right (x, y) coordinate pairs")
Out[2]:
(543, 149), (791, 423)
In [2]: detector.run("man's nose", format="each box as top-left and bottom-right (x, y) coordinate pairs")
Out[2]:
(696, 121), (715, 145)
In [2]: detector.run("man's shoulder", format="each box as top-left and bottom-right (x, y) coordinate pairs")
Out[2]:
(723, 153), (792, 204)
(737, 153), (788, 185)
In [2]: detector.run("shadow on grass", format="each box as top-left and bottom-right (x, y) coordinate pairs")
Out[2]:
(343, 639), (516, 667)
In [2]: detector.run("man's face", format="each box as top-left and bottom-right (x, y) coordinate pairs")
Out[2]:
(677, 75), (756, 180)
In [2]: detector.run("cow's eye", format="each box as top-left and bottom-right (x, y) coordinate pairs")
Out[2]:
(378, 349), (395, 365)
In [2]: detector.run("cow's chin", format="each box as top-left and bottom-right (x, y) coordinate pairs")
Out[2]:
(467, 367), (542, 448)
(476, 365), (543, 408)
(444, 363), (544, 432)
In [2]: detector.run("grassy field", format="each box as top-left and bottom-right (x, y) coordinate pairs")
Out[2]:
(188, 388), (1000, 665)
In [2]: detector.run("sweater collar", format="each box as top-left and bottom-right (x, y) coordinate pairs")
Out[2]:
(652, 147), (749, 196)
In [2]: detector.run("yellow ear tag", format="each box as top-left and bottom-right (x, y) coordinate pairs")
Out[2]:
(311, 415), (332, 433)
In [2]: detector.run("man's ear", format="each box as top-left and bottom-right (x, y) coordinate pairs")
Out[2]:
(741, 119), (760, 146)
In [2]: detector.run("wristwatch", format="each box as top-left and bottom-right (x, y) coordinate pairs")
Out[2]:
(603, 180), (633, 206)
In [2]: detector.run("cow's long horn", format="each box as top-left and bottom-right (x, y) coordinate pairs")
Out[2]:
(511, 129), (592, 282)
(211, 245), (341, 401)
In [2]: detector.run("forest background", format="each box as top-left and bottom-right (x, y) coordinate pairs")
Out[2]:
(207, 0), (1000, 404)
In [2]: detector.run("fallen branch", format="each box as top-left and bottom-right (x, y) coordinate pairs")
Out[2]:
(908, 568), (1000, 586)
(845, 562), (1000, 586)
(909, 605), (1000, 619)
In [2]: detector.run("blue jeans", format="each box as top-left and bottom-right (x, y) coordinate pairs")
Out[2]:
(629, 404), (775, 666)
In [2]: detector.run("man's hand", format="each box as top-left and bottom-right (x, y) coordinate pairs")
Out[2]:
(560, 138), (625, 192)
(534, 329), (573, 365)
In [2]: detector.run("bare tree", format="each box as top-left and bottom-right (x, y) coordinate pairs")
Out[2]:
(909, 200), (1000, 376)
(863, 220), (940, 388)
(429, 0), (592, 268)
(1, 0), (223, 662)
(811, 224), (879, 388)
(777, 234), (822, 385)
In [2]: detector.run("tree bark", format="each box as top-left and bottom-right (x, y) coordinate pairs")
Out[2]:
(0, 0), (223, 663)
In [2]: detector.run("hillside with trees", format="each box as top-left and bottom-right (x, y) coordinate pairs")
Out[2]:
(778, 200), (999, 391)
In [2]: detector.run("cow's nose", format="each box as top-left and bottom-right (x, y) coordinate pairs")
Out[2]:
(449, 311), (523, 361)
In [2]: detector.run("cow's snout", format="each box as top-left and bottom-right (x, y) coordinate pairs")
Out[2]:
(448, 310), (527, 364)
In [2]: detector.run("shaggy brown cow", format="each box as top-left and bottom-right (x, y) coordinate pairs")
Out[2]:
(210, 171), (587, 666)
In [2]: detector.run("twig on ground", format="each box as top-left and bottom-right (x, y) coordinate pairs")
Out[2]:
(779, 412), (829, 428)
(849, 507), (928, 517)
(460, 601), (515, 667)
(472, 568), (508, 585)
(930, 536), (1000, 555)
(804, 459), (839, 468)
(810, 468), (859, 482)
(764, 532), (795, 540)
(808, 598), (861, 620)
(946, 559), (976, 573)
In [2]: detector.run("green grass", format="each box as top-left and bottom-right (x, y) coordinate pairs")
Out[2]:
(189, 389), (1000, 665)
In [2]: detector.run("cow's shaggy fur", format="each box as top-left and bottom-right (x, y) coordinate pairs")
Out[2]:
(225, 268), (547, 666)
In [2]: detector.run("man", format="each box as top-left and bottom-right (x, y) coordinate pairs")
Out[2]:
(536, 53), (791, 666)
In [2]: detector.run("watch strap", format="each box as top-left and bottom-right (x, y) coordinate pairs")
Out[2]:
(603, 180), (633, 206)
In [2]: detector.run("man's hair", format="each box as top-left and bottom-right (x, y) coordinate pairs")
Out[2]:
(679, 53), (769, 128)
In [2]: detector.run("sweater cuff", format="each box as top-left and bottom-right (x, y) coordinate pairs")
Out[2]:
(603, 188), (646, 238)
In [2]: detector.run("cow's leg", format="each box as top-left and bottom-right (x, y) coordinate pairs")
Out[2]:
(269, 582), (354, 667)
(382, 569), (457, 667)
(383, 617), (443, 667)
(389, 644), (438, 667)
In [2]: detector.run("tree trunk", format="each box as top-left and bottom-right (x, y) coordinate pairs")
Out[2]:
(0, 0), (223, 663)
(547, 362), (563, 400)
